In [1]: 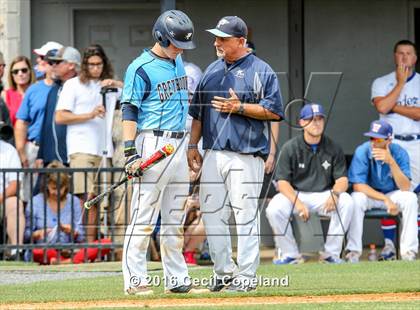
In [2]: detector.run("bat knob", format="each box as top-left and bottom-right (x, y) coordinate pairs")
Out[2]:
(84, 201), (91, 210)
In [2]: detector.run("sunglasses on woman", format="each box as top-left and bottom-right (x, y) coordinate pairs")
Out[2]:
(11, 68), (29, 75)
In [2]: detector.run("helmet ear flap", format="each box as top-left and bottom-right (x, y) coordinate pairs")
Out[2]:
(154, 29), (170, 48)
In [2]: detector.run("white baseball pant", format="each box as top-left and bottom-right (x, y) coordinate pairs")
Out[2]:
(122, 131), (190, 291)
(265, 191), (353, 258)
(200, 150), (264, 283)
(346, 190), (419, 256)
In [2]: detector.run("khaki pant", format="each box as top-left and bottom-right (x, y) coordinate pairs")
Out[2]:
(69, 153), (102, 195)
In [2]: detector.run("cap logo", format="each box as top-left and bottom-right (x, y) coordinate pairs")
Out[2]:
(372, 123), (381, 133)
(312, 105), (320, 113)
(169, 31), (175, 37)
(217, 18), (230, 28)
(185, 32), (192, 40)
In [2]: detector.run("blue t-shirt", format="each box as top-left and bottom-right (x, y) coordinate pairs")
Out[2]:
(348, 141), (411, 193)
(189, 53), (283, 157)
(121, 49), (189, 131)
(16, 80), (53, 143)
(24, 193), (84, 244)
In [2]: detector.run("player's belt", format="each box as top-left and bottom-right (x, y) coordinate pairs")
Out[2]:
(153, 130), (185, 139)
(394, 134), (420, 141)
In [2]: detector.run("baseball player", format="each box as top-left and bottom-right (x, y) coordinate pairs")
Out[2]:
(265, 103), (353, 265)
(371, 40), (420, 259)
(121, 10), (199, 295)
(346, 120), (418, 262)
(188, 16), (283, 292)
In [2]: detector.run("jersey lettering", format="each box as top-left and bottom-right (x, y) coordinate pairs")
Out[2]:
(157, 76), (188, 103)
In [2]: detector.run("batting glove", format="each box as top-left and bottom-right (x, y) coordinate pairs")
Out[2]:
(125, 154), (143, 178)
(124, 140), (142, 178)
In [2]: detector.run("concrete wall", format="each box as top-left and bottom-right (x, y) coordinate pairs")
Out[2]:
(0, 0), (30, 87)
(304, 0), (411, 153)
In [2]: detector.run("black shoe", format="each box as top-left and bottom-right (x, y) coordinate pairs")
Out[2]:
(166, 284), (193, 294)
(224, 280), (256, 293)
(207, 277), (233, 292)
(166, 284), (209, 294)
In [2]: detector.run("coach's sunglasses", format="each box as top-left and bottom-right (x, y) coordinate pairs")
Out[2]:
(11, 68), (29, 75)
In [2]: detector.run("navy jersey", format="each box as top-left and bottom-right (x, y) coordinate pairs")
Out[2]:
(189, 53), (283, 157)
(121, 49), (189, 131)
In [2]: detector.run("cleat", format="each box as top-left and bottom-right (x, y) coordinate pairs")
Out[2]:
(207, 277), (233, 292)
(320, 255), (343, 264)
(273, 256), (304, 265)
(401, 251), (416, 262)
(379, 243), (396, 261)
(345, 251), (360, 263)
(125, 286), (154, 296)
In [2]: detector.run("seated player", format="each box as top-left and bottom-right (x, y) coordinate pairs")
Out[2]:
(265, 103), (354, 264)
(346, 120), (418, 262)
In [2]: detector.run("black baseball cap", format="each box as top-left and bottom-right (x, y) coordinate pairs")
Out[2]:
(206, 16), (248, 38)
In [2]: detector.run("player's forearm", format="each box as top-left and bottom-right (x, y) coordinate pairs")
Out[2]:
(122, 120), (138, 142)
(278, 180), (301, 205)
(269, 122), (280, 156)
(353, 183), (387, 201)
(391, 105), (420, 121)
(241, 103), (281, 120)
(14, 120), (28, 153)
(55, 110), (94, 125)
(189, 119), (202, 145)
(389, 160), (411, 191)
(373, 83), (404, 114)
(332, 177), (348, 194)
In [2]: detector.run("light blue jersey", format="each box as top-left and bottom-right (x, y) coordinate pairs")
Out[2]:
(121, 49), (189, 131)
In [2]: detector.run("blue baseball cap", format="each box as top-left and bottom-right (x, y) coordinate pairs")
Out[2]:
(299, 103), (326, 120)
(364, 120), (393, 139)
(206, 16), (248, 38)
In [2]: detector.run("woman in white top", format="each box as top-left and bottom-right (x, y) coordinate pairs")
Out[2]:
(55, 44), (122, 242)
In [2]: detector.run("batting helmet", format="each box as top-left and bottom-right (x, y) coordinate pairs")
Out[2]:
(152, 10), (195, 50)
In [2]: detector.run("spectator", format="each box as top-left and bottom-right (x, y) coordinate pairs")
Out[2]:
(1, 56), (36, 126)
(371, 39), (420, 258)
(14, 49), (58, 202)
(36, 46), (81, 166)
(183, 187), (206, 266)
(55, 44), (122, 242)
(265, 103), (353, 264)
(33, 41), (63, 80)
(346, 120), (418, 262)
(24, 161), (111, 265)
(0, 137), (24, 260)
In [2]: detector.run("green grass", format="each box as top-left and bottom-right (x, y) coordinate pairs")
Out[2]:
(0, 260), (419, 304)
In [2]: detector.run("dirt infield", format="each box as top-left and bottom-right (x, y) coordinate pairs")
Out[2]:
(2, 292), (419, 309)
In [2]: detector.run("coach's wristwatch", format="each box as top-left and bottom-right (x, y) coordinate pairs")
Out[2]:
(237, 102), (245, 115)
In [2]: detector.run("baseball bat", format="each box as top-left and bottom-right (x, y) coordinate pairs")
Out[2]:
(83, 143), (175, 209)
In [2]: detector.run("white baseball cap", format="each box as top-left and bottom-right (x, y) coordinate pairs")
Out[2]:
(33, 41), (63, 56)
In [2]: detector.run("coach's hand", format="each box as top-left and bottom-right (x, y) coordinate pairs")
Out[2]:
(212, 88), (241, 114)
(296, 200), (309, 222)
(187, 148), (202, 173)
(125, 154), (143, 178)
